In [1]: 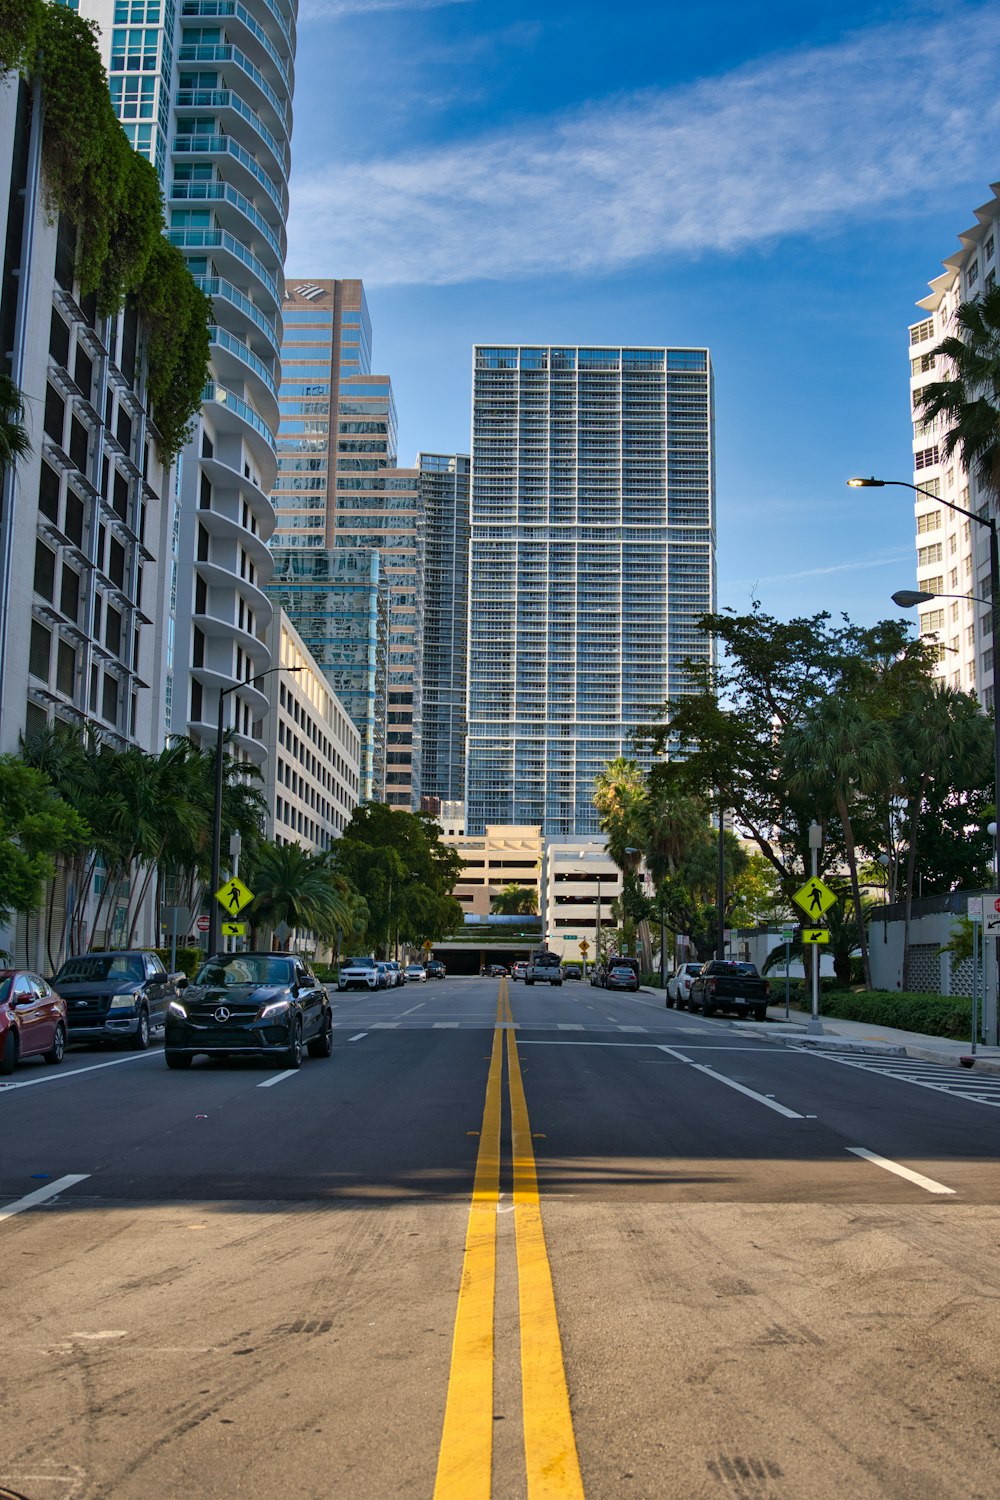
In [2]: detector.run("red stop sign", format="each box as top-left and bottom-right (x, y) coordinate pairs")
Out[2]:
(994, 899), (1000, 915)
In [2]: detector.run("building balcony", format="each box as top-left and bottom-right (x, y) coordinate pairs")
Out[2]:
(174, 88), (289, 181)
(174, 45), (289, 140)
(180, 1), (292, 94)
(172, 132), (285, 222)
(193, 596), (273, 658)
(193, 275), (280, 362)
(202, 381), (277, 487)
(169, 180), (284, 262)
(197, 502), (274, 572)
(201, 452), (274, 536)
(170, 228), (281, 316)
(209, 325), (278, 427)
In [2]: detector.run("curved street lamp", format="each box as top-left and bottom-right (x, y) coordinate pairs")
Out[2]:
(851, 474), (1000, 1041)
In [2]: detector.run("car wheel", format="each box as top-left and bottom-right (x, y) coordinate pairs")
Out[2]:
(165, 1051), (192, 1069)
(284, 1017), (303, 1070)
(702, 1000), (714, 1018)
(0, 1030), (17, 1075)
(753, 1007), (767, 1022)
(525, 979), (534, 986)
(665, 992), (674, 1008)
(131, 1007), (150, 1051)
(44, 1022), (66, 1065)
(308, 1011), (333, 1059)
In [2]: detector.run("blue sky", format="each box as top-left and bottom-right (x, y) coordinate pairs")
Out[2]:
(284, 0), (1000, 626)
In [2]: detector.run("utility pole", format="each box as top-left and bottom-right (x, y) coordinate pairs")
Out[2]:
(807, 821), (824, 1036)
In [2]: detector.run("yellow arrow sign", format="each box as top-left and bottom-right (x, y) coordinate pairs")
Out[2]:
(579, 940), (590, 954)
(802, 927), (830, 944)
(793, 876), (837, 920)
(215, 876), (255, 917)
(221, 921), (246, 937)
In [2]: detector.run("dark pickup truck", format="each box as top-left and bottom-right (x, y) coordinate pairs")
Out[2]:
(687, 961), (770, 1021)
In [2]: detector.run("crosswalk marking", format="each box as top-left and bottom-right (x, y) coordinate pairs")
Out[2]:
(558, 1024), (584, 1031)
(798, 1048), (1000, 1107)
(617, 1025), (647, 1033)
(433, 1022), (460, 1029)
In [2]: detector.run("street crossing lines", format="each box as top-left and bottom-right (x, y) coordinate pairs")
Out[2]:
(798, 1048), (1000, 1108)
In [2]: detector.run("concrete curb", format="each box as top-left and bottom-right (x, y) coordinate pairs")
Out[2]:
(732, 1020), (1000, 1074)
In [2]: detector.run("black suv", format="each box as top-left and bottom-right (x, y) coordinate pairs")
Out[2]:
(425, 959), (446, 978)
(164, 952), (332, 1070)
(52, 950), (183, 1049)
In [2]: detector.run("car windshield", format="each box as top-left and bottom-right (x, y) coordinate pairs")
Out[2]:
(406, 966), (423, 973)
(54, 954), (144, 984)
(195, 955), (294, 987)
(346, 957), (373, 967)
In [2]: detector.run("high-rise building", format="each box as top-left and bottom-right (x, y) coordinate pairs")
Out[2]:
(267, 547), (388, 801)
(419, 452), (470, 802)
(82, 0), (297, 766)
(467, 344), (715, 837)
(269, 278), (423, 809)
(909, 184), (1000, 709)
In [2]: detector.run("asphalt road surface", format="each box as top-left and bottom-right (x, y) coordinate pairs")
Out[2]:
(3, 975), (1000, 1500)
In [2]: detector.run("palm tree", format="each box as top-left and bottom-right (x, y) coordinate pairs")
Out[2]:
(0, 372), (31, 489)
(490, 883), (538, 915)
(248, 842), (353, 948)
(918, 283), (1000, 497)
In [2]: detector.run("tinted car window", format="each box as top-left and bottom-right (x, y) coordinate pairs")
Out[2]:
(195, 956), (294, 986)
(55, 955), (144, 984)
(0, 977), (11, 1003)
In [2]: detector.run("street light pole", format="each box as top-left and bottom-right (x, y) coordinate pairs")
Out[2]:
(852, 475), (1000, 1042)
(207, 665), (302, 956)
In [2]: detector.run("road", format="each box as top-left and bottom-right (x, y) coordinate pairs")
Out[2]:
(2, 974), (1000, 1499)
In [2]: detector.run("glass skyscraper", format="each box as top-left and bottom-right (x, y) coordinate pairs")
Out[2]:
(419, 452), (470, 803)
(268, 278), (423, 809)
(467, 344), (715, 837)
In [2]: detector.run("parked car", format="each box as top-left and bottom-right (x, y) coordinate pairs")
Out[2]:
(375, 961), (394, 989)
(0, 970), (68, 1072)
(687, 961), (770, 1021)
(338, 957), (381, 992)
(164, 952), (332, 1069)
(425, 960), (446, 979)
(510, 962), (527, 981)
(404, 964), (427, 982)
(563, 963), (582, 981)
(606, 963), (639, 992)
(51, 950), (182, 1049)
(590, 963), (606, 988)
(666, 962), (704, 1009)
(384, 960), (404, 988)
(488, 963), (508, 977)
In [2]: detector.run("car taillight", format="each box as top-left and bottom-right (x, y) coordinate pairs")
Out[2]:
(763, 980), (770, 997)
(708, 980), (717, 994)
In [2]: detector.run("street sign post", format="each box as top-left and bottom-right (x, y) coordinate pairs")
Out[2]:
(792, 876), (837, 920)
(215, 876), (254, 918)
(221, 921), (245, 938)
(801, 928), (830, 944)
(196, 915), (211, 933)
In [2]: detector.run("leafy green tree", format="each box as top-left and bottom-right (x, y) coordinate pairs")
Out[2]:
(727, 853), (787, 929)
(491, 883), (539, 915)
(0, 372), (31, 484)
(0, 756), (87, 935)
(333, 803), (463, 955)
(246, 843), (353, 948)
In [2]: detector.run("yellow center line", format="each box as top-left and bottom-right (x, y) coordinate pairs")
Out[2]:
(505, 986), (586, 1499)
(433, 988), (504, 1500)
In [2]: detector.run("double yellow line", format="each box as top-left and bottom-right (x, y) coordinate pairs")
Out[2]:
(434, 982), (584, 1499)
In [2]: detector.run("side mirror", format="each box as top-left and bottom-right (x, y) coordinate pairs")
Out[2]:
(172, 973), (189, 989)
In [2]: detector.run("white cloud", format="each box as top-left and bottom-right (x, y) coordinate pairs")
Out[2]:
(727, 551), (915, 590)
(287, 6), (1000, 285)
(300, 0), (473, 19)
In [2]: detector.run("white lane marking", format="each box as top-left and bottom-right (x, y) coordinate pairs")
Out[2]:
(399, 1003), (425, 1015)
(657, 1044), (804, 1118)
(617, 1025), (647, 1033)
(433, 1022), (460, 1029)
(257, 1069), (298, 1088)
(605, 1015), (620, 1022)
(372, 1022), (400, 1029)
(0, 1052), (158, 1093)
(558, 1024), (584, 1031)
(348, 1033), (367, 1042)
(0, 1174), (90, 1222)
(846, 1147), (956, 1195)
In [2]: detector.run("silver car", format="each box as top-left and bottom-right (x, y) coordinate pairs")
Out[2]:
(666, 962), (704, 1009)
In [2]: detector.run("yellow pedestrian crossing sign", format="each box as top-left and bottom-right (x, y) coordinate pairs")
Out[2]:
(793, 877), (837, 920)
(221, 921), (246, 937)
(215, 876), (255, 917)
(802, 927), (830, 944)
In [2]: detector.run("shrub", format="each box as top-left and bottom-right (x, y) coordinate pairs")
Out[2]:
(790, 987), (973, 1040)
(313, 962), (339, 984)
(154, 946), (202, 981)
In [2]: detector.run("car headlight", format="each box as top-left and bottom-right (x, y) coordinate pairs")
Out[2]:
(258, 998), (291, 1021)
(108, 996), (138, 1013)
(168, 999), (188, 1019)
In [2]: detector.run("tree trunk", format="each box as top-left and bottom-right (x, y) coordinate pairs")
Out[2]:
(901, 786), (924, 993)
(837, 790), (872, 989)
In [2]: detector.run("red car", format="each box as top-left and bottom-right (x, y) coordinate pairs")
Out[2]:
(0, 970), (68, 1073)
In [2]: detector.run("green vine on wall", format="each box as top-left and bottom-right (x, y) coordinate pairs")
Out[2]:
(1, 0), (211, 461)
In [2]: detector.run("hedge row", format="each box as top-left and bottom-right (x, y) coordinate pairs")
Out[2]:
(790, 988), (974, 1040)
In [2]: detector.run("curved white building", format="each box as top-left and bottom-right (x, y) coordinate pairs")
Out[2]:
(82, 0), (297, 762)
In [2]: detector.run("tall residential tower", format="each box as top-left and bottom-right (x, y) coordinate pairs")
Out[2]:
(466, 344), (715, 837)
(418, 452), (470, 803)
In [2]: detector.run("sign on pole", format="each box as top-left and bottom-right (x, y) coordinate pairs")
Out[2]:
(968, 896), (984, 920)
(221, 921), (246, 938)
(215, 876), (255, 918)
(985, 898), (1000, 936)
(801, 927), (830, 944)
(793, 877), (837, 920)
(579, 940), (590, 954)
(196, 915), (211, 933)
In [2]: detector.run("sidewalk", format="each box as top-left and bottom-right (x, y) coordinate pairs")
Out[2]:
(642, 986), (1000, 1075)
